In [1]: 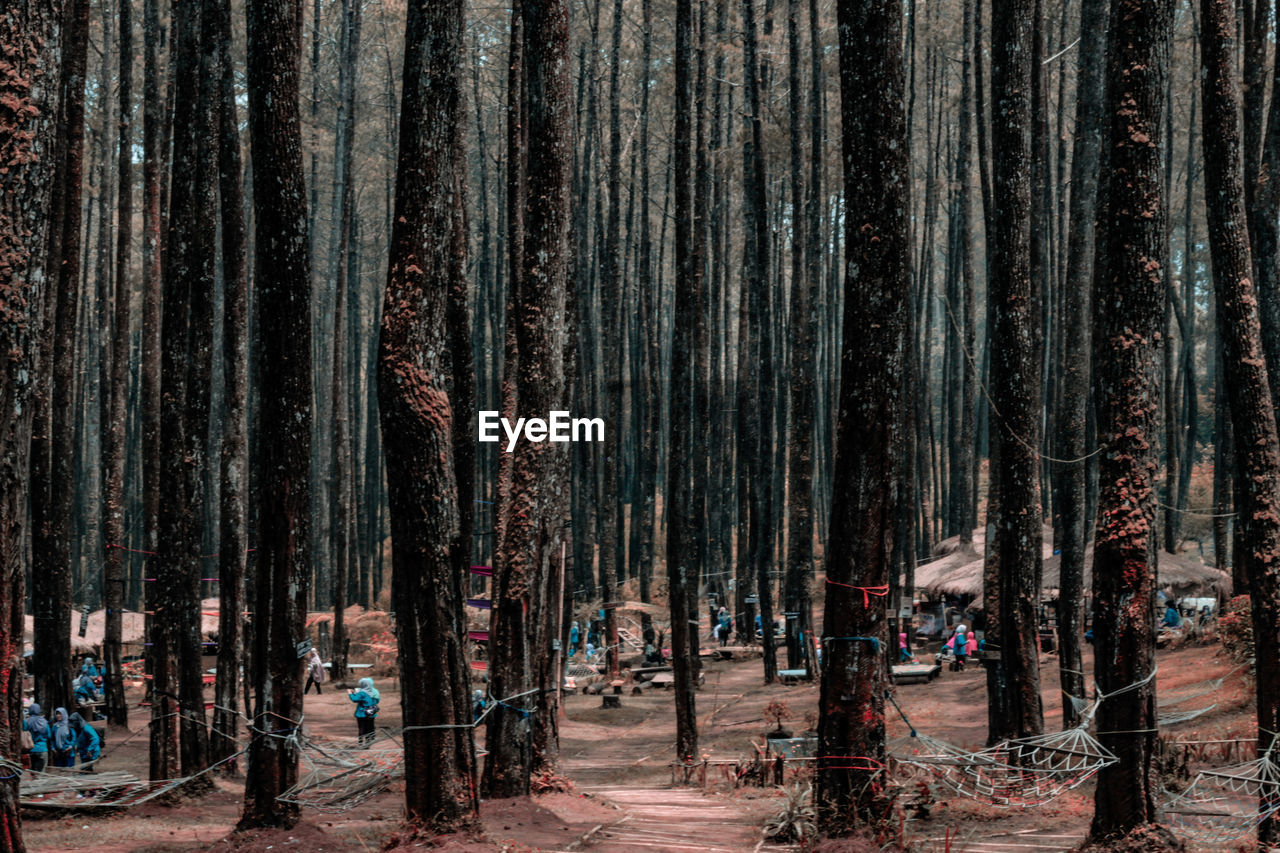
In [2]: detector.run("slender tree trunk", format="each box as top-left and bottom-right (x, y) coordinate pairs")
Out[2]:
(239, 0), (313, 827)
(598, 0), (624, 682)
(34, 0), (89, 717)
(141, 0), (176, 785)
(213, 0), (248, 767)
(328, 0), (362, 684)
(104, 0), (135, 729)
(742, 0), (777, 682)
(1055, 0), (1106, 731)
(816, 0), (908, 831)
(1199, 2), (1280, 844)
(669, 0), (701, 768)
(1087, 0), (1172, 840)
(1252, 3), (1280, 404)
(990, 0), (1044, 742)
(0, 2), (62, 845)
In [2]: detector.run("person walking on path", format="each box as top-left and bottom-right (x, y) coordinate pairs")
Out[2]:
(304, 648), (327, 694)
(347, 677), (380, 746)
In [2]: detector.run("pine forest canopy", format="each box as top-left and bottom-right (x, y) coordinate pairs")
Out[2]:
(2, 0), (1280, 848)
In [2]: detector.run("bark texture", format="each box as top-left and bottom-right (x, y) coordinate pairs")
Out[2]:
(1055, 0), (1107, 730)
(378, 0), (479, 826)
(1088, 0), (1172, 839)
(1199, 0), (1280, 843)
(0, 1), (63, 844)
(239, 0), (313, 827)
(989, 0), (1044, 744)
(817, 0), (908, 831)
(483, 0), (573, 799)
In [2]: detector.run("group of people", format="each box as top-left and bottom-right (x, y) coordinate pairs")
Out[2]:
(941, 623), (978, 671)
(22, 703), (100, 773)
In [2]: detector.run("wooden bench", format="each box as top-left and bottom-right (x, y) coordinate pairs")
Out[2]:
(891, 663), (941, 685)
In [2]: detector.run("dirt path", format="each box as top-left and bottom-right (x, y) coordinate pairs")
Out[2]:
(558, 652), (803, 852)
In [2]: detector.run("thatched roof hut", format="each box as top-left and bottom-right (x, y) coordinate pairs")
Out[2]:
(1041, 544), (1229, 597)
(22, 609), (147, 655)
(911, 525), (1056, 597)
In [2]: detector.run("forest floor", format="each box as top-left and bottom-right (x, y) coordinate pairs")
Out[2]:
(19, 635), (1256, 852)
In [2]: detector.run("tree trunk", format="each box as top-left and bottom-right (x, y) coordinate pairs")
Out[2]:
(1199, 2), (1280, 844)
(816, 0), (908, 831)
(598, 0), (624, 683)
(104, 0), (135, 729)
(160, 0), (216, 787)
(328, 0), (362, 684)
(239, 0), (313, 828)
(669, 0), (701, 768)
(34, 0), (89, 717)
(213, 0), (248, 767)
(1087, 0), (1172, 840)
(483, 0), (573, 800)
(0, 2), (62, 844)
(377, 0), (478, 826)
(989, 0), (1044, 743)
(141, 0), (176, 785)
(784, 0), (815, 675)
(1252, 2), (1280, 408)
(1055, 0), (1106, 731)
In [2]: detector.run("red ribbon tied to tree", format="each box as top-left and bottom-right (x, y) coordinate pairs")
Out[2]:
(826, 580), (890, 608)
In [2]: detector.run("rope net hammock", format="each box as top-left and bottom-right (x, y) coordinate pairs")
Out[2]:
(885, 676), (1129, 808)
(889, 724), (1117, 807)
(1164, 740), (1280, 845)
(1154, 665), (1240, 728)
(277, 732), (406, 812)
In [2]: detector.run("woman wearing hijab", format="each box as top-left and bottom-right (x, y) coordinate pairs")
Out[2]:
(68, 712), (100, 772)
(50, 707), (74, 768)
(24, 704), (50, 772)
(347, 677), (380, 745)
(304, 648), (326, 695)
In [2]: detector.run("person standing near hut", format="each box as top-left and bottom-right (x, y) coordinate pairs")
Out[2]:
(24, 704), (50, 772)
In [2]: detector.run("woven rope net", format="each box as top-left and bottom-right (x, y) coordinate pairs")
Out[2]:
(1164, 744), (1280, 845)
(277, 731), (406, 811)
(18, 768), (192, 809)
(889, 724), (1117, 807)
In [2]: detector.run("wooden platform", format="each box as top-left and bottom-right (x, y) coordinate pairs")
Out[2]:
(891, 663), (941, 684)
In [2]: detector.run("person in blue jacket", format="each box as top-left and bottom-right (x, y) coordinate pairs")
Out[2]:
(50, 707), (75, 767)
(74, 674), (101, 706)
(68, 712), (99, 772)
(24, 703), (50, 772)
(348, 677), (380, 746)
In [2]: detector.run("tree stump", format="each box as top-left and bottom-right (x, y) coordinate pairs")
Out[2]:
(602, 695), (621, 709)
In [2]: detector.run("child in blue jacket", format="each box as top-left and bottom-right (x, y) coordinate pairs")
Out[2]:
(348, 677), (380, 746)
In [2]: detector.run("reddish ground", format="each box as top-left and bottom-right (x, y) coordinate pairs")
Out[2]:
(20, 637), (1253, 852)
